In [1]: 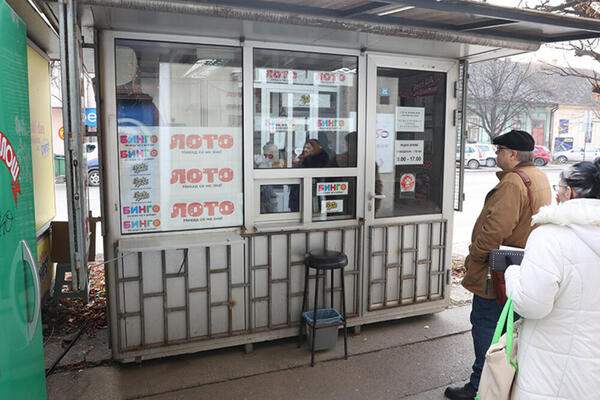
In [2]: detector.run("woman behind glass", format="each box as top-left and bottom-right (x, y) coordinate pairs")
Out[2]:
(294, 139), (329, 168)
(505, 158), (600, 399)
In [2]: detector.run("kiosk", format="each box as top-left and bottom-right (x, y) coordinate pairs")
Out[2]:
(45, 0), (600, 362)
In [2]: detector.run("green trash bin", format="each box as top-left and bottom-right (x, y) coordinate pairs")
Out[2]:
(53, 155), (65, 178)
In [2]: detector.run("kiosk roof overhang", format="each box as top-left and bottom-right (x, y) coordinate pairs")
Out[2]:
(37, 0), (600, 64)
(6, 0), (60, 59)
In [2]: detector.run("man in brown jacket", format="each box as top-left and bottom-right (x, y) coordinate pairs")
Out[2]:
(445, 130), (551, 400)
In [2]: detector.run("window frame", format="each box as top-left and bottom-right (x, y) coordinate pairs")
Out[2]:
(103, 31), (247, 241)
(245, 42), (364, 231)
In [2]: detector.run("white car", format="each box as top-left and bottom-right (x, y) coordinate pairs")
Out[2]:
(457, 144), (484, 169)
(554, 146), (600, 164)
(475, 143), (497, 167)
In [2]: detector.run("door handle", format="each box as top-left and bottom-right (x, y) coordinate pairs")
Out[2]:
(21, 240), (41, 342)
(368, 192), (386, 200)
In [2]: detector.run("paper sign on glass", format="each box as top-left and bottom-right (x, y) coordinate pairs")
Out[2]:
(395, 140), (424, 165)
(321, 199), (343, 213)
(376, 113), (395, 173)
(316, 182), (348, 196)
(396, 106), (425, 132)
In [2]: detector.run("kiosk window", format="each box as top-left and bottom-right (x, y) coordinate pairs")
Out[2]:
(114, 39), (243, 234)
(375, 68), (446, 218)
(312, 177), (356, 222)
(253, 49), (358, 169)
(260, 184), (300, 214)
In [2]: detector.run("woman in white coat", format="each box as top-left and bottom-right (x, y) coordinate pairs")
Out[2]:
(505, 158), (600, 399)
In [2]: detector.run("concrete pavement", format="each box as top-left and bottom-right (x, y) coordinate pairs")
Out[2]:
(46, 304), (474, 400)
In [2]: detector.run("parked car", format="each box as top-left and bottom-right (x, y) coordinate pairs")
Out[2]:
(474, 143), (497, 167)
(88, 157), (100, 186)
(533, 145), (551, 166)
(456, 144), (483, 169)
(553, 145), (600, 164)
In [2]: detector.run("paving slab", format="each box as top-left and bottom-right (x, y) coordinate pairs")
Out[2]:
(44, 328), (111, 370)
(47, 305), (474, 400)
(143, 333), (472, 400)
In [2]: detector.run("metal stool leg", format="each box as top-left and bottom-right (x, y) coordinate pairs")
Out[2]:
(330, 269), (334, 308)
(311, 268), (319, 366)
(340, 266), (348, 360)
(298, 265), (310, 348)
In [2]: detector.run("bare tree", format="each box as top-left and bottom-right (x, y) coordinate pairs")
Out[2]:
(50, 61), (62, 106)
(467, 60), (551, 139)
(525, 2), (600, 93)
(526, 1), (600, 120)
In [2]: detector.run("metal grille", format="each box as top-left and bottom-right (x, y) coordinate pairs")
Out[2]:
(114, 225), (361, 352)
(246, 225), (361, 332)
(367, 219), (447, 311)
(115, 242), (248, 352)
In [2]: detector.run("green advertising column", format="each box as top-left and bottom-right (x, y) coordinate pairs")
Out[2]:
(0, 1), (47, 398)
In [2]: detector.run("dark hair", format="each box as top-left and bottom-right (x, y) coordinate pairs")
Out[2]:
(560, 157), (600, 199)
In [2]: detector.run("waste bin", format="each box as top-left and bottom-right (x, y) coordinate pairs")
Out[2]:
(54, 154), (65, 182)
(54, 154), (65, 177)
(302, 308), (342, 351)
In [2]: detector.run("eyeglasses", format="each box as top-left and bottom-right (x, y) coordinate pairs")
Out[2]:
(263, 153), (274, 159)
(552, 184), (567, 192)
(495, 145), (509, 152)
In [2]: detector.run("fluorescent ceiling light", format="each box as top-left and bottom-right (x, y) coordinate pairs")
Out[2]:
(183, 59), (225, 78)
(27, 0), (58, 36)
(377, 6), (415, 16)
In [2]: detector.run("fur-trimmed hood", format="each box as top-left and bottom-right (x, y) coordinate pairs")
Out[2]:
(532, 198), (600, 257)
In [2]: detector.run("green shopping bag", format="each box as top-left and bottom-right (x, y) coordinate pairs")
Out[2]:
(476, 295), (518, 400)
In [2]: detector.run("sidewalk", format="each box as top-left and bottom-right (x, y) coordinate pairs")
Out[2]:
(46, 303), (474, 400)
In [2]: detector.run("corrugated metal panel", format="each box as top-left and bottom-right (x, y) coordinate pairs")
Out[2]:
(261, 0), (373, 10)
(79, 0), (600, 44)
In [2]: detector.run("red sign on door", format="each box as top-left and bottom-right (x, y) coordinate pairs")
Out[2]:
(400, 173), (415, 192)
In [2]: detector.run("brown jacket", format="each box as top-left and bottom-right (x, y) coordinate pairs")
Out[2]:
(461, 162), (551, 298)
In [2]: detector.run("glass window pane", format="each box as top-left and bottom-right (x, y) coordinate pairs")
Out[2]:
(115, 39), (243, 234)
(253, 49), (358, 169)
(375, 68), (446, 218)
(260, 184), (300, 214)
(312, 177), (357, 222)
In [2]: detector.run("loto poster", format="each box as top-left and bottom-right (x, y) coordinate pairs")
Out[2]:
(118, 126), (243, 233)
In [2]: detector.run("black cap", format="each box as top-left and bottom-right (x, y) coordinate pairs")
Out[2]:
(492, 130), (535, 151)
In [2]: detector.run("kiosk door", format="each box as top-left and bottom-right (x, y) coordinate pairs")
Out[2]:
(363, 54), (456, 317)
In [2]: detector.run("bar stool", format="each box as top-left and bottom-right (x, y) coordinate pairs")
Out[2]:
(297, 250), (348, 366)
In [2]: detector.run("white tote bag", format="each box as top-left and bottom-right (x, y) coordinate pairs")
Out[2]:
(476, 296), (518, 400)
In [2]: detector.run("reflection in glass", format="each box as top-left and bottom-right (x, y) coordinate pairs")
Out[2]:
(253, 49), (358, 169)
(375, 68), (446, 218)
(260, 184), (300, 214)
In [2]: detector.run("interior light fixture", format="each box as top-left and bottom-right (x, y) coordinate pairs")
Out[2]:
(183, 58), (223, 78)
(377, 6), (415, 17)
(27, 0), (58, 36)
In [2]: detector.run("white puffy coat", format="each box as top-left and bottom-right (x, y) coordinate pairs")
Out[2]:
(505, 198), (600, 399)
